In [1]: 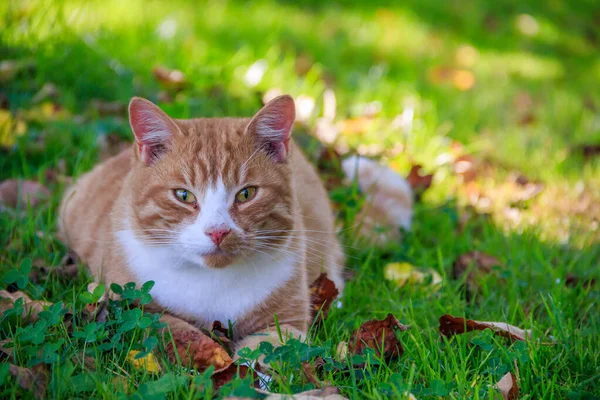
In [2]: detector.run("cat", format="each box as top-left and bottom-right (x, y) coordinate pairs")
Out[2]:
(58, 95), (345, 366)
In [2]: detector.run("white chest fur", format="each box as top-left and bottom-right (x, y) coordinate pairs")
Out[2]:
(116, 230), (297, 324)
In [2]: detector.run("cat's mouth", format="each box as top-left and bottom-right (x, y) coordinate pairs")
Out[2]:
(201, 250), (238, 269)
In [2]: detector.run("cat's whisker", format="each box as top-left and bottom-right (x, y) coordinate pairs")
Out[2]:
(253, 234), (359, 251)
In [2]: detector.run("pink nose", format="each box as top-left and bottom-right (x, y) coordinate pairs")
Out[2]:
(206, 228), (231, 246)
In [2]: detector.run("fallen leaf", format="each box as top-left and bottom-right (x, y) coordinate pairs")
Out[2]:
(406, 164), (433, 196)
(165, 328), (232, 373)
(212, 364), (256, 389)
(309, 273), (339, 323)
(576, 144), (600, 160)
(334, 341), (348, 362)
(152, 66), (187, 91)
(209, 320), (233, 352)
(0, 179), (49, 208)
(453, 155), (478, 183)
(0, 338), (14, 357)
(71, 351), (96, 371)
(565, 274), (596, 288)
(126, 350), (162, 373)
(495, 372), (519, 400)
(452, 251), (501, 293)
(384, 262), (442, 290)
(21, 101), (71, 123)
(44, 159), (70, 184)
(256, 386), (348, 399)
(0, 290), (50, 322)
(350, 313), (409, 362)
(508, 173), (544, 203)
(9, 363), (48, 399)
(301, 362), (320, 387)
(439, 315), (532, 341)
(0, 109), (27, 147)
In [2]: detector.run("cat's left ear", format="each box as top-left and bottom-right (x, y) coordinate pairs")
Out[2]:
(246, 95), (295, 162)
(129, 97), (181, 165)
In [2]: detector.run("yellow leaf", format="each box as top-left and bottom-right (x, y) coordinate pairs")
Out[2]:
(126, 350), (161, 373)
(0, 109), (27, 147)
(384, 262), (442, 290)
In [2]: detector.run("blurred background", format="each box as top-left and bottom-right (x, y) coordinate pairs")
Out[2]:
(1, 0), (599, 243)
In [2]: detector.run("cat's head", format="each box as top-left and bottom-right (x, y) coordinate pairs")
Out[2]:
(125, 95), (297, 269)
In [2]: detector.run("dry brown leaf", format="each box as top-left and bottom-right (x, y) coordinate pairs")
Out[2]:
(208, 320), (233, 353)
(152, 66), (187, 91)
(565, 274), (596, 288)
(165, 328), (232, 373)
(9, 363), (48, 399)
(0, 290), (50, 322)
(439, 315), (532, 341)
(453, 155), (478, 183)
(508, 173), (544, 203)
(406, 164), (433, 196)
(256, 386), (348, 400)
(495, 372), (519, 400)
(212, 364), (256, 389)
(71, 351), (96, 371)
(350, 313), (409, 362)
(0, 179), (49, 208)
(577, 143), (600, 160)
(309, 273), (339, 323)
(301, 361), (321, 387)
(452, 251), (502, 293)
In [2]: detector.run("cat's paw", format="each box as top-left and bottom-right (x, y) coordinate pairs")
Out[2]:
(165, 328), (233, 372)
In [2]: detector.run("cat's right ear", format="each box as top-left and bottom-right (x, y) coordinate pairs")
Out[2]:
(128, 97), (180, 165)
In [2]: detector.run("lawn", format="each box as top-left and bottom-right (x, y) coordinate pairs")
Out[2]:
(1, 0), (599, 398)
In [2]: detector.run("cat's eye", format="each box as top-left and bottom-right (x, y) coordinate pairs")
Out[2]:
(174, 189), (196, 204)
(235, 186), (257, 203)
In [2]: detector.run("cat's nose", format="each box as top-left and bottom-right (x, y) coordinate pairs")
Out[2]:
(205, 228), (231, 246)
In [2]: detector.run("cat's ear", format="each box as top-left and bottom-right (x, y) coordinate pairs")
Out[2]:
(246, 95), (295, 162)
(128, 97), (180, 165)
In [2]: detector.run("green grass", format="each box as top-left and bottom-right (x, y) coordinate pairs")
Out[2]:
(1, 0), (599, 398)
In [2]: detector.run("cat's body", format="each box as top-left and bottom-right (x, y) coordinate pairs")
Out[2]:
(59, 96), (344, 354)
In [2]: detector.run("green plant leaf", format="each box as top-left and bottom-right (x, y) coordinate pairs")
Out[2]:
(141, 281), (155, 294)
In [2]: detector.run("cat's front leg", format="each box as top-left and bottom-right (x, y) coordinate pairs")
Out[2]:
(159, 313), (233, 372)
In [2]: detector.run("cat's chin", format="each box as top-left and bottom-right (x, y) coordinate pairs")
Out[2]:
(182, 250), (239, 269)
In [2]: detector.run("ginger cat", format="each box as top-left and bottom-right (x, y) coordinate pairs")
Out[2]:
(58, 95), (344, 363)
